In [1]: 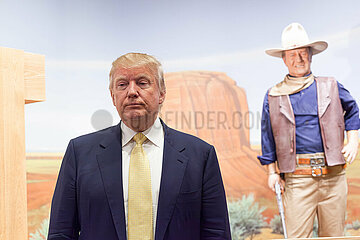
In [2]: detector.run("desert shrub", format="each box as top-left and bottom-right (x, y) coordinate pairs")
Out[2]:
(228, 194), (267, 240)
(344, 215), (351, 236)
(29, 218), (49, 240)
(270, 215), (283, 234)
(312, 216), (318, 238)
(352, 220), (360, 230)
(346, 223), (353, 230)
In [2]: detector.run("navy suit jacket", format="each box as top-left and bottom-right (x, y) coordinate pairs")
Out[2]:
(48, 121), (231, 240)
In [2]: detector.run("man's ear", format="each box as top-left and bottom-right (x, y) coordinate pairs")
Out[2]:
(159, 90), (166, 105)
(110, 89), (116, 106)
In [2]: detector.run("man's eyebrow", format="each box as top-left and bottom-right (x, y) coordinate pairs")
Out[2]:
(113, 75), (127, 82)
(135, 73), (151, 79)
(113, 73), (151, 82)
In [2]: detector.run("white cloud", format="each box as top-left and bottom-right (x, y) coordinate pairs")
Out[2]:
(162, 48), (266, 70)
(44, 26), (360, 74)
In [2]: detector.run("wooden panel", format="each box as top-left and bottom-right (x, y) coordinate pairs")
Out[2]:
(24, 52), (45, 104)
(0, 47), (28, 239)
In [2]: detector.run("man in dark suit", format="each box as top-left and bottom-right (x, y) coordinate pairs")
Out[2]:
(48, 53), (231, 240)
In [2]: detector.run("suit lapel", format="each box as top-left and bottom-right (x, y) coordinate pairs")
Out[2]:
(96, 124), (127, 240)
(155, 122), (189, 240)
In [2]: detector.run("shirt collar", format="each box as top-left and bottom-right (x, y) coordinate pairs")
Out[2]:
(121, 117), (164, 147)
(288, 71), (312, 78)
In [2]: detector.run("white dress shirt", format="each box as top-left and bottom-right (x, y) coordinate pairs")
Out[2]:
(121, 117), (164, 236)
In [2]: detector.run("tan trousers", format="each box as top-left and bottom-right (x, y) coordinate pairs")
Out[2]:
(283, 167), (347, 238)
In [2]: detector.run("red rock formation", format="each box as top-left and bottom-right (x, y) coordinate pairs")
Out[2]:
(161, 71), (272, 199)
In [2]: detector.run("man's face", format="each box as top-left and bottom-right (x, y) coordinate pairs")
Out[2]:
(110, 66), (165, 131)
(282, 47), (312, 77)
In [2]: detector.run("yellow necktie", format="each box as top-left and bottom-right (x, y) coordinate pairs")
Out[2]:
(128, 133), (153, 240)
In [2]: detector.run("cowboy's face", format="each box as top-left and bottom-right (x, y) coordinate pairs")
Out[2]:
(282, 47), (312, 77)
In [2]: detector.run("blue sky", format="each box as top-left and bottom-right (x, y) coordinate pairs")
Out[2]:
(1, 0), (359, 151)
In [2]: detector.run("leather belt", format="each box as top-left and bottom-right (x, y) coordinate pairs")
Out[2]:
(295, 152), (328, 177)
(293, 153), (346, 177)
(297, 158), (325, 166)
(293, 165), (346, 177)
(293, 167), (330, 176)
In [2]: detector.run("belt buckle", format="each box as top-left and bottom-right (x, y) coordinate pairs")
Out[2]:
(311, 166), (323, 177)
(310, 157), (325, 167)
(310, 157), (325, 177)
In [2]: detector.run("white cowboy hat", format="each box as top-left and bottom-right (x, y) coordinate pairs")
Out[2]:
(265, 23), (328, 58)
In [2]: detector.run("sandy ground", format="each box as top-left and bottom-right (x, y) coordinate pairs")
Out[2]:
(26, 151), (360, 238)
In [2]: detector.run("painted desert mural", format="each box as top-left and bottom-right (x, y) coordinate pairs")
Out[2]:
(26, 71), (360, 239)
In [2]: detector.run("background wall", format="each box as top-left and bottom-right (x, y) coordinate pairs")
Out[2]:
(1, 0), (360, 239)
(0, 0), (359, 151)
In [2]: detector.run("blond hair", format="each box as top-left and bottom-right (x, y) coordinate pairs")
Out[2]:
(109, 53), (165, 92)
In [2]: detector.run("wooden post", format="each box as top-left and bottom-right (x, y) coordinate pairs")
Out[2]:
(0, 47), (45, 240)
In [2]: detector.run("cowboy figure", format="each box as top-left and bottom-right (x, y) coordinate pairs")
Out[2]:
(258, 23), (360, 238)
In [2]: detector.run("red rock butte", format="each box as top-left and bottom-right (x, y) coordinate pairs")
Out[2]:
(161, 71), (272, 199)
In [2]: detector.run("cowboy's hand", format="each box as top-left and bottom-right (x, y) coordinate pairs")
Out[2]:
(268, 173), (284, 193)
(342, 130), (359, 164)
(342, 141), (358, 164)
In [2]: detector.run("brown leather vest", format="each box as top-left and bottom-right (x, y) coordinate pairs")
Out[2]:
(268, 77), (345, 173)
